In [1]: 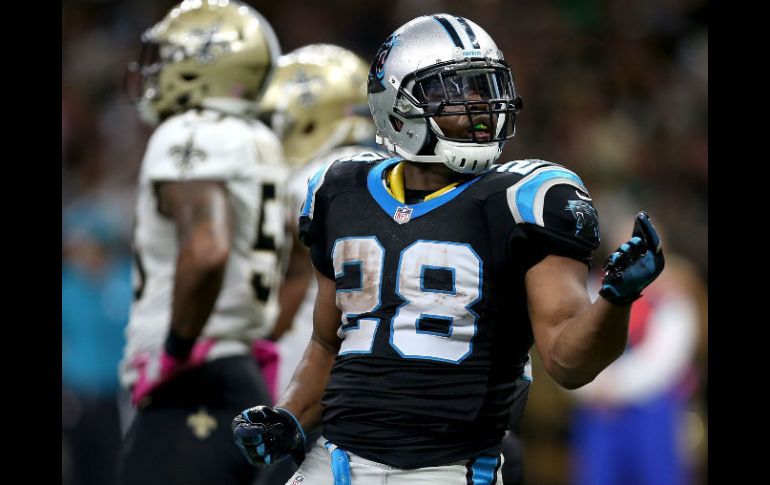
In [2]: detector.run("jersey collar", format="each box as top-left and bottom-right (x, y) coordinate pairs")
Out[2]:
(366, 158), (482, 223)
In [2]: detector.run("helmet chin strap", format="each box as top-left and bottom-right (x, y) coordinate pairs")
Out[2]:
(434, 138), (502, 174)
(376, 118), (503, 174)
(427, 118), (503, 173)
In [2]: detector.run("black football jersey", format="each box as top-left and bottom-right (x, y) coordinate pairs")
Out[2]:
(298, 154), (600, 468)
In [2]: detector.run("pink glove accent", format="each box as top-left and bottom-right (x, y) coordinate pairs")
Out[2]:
(252, 339), (281, 403)
(131, 338), (216, 407)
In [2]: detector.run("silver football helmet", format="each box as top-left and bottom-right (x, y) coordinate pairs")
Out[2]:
(367, 14), (523, 174)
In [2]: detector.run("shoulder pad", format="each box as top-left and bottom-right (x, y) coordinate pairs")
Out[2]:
(143, 111), (281, 181)
(477, 159), (563, 196)
(299, 160), (335, 221)
(503, 163), (588, 226)
(332, 151), (390, 163)
(299, 154), (392, 220)
(493, 159), (560, 176)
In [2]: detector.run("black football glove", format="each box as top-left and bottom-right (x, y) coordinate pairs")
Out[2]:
(231, 406), (306, 468)
(599, 212), (665, 305)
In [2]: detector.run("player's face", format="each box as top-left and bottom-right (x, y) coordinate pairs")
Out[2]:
(434, 97), (494, 141)
(416, 70), (503, 142)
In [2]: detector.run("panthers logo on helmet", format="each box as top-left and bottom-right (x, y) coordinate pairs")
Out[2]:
(368, 34), (398, 94)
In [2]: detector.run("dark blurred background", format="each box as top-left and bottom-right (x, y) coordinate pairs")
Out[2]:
(62, 1), (707, 484)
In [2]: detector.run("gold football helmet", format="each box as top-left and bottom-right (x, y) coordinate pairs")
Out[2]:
(128, 0), (280, 124)
(260, 44), (374, 166)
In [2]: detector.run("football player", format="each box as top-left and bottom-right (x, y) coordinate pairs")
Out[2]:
(116, 2), (287, 484)
(257, 43), (387, 395)
(232, 14), (665, 484)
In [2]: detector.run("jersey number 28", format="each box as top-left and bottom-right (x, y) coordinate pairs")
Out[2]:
(332, 237), (481, 363)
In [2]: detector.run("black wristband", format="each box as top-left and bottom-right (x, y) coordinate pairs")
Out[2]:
(163, 328), (197, 360)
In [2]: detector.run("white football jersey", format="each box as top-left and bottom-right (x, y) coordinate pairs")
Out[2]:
(277, 146), (387, 393)
(120, 108), (287, 388)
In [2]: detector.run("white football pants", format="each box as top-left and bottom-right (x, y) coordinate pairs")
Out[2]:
(284, 436), (504, 485)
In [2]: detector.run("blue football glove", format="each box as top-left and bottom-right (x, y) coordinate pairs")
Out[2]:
(231, 406), (306, 469)
(599, 212), (665, 305)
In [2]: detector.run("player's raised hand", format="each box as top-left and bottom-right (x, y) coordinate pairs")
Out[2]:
(232, 406), (306, 469)
(599, 212), (665, 305)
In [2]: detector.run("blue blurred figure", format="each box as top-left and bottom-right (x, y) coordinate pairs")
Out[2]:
(62, 198), (132, 485)
(568, 253), (702, 485)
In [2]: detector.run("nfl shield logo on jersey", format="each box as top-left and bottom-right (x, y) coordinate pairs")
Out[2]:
(394, 206), (413, 224)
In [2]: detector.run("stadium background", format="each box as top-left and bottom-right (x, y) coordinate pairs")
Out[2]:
(62, 0), (707, 484)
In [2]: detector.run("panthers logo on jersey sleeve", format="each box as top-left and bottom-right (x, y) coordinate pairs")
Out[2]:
(497, 159), (600, 258)
(564, 198), (599, 240)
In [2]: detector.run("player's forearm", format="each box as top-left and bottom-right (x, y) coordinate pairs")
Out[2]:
(169, 237), (229, 340)
(159, 181), (232, 342)
(275, 336), (336, 432)
(270, 245), (313, 340)
(545, 297), (631, 389)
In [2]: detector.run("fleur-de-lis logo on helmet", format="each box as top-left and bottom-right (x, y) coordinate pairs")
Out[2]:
(188, 21), (231, 64)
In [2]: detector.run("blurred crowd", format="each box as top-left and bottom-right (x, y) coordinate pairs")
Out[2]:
(62, 1), (707, 484)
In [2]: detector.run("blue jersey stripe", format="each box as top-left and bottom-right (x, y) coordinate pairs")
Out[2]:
(515, 169), (585, 224)
(301, 162), (334, 219)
